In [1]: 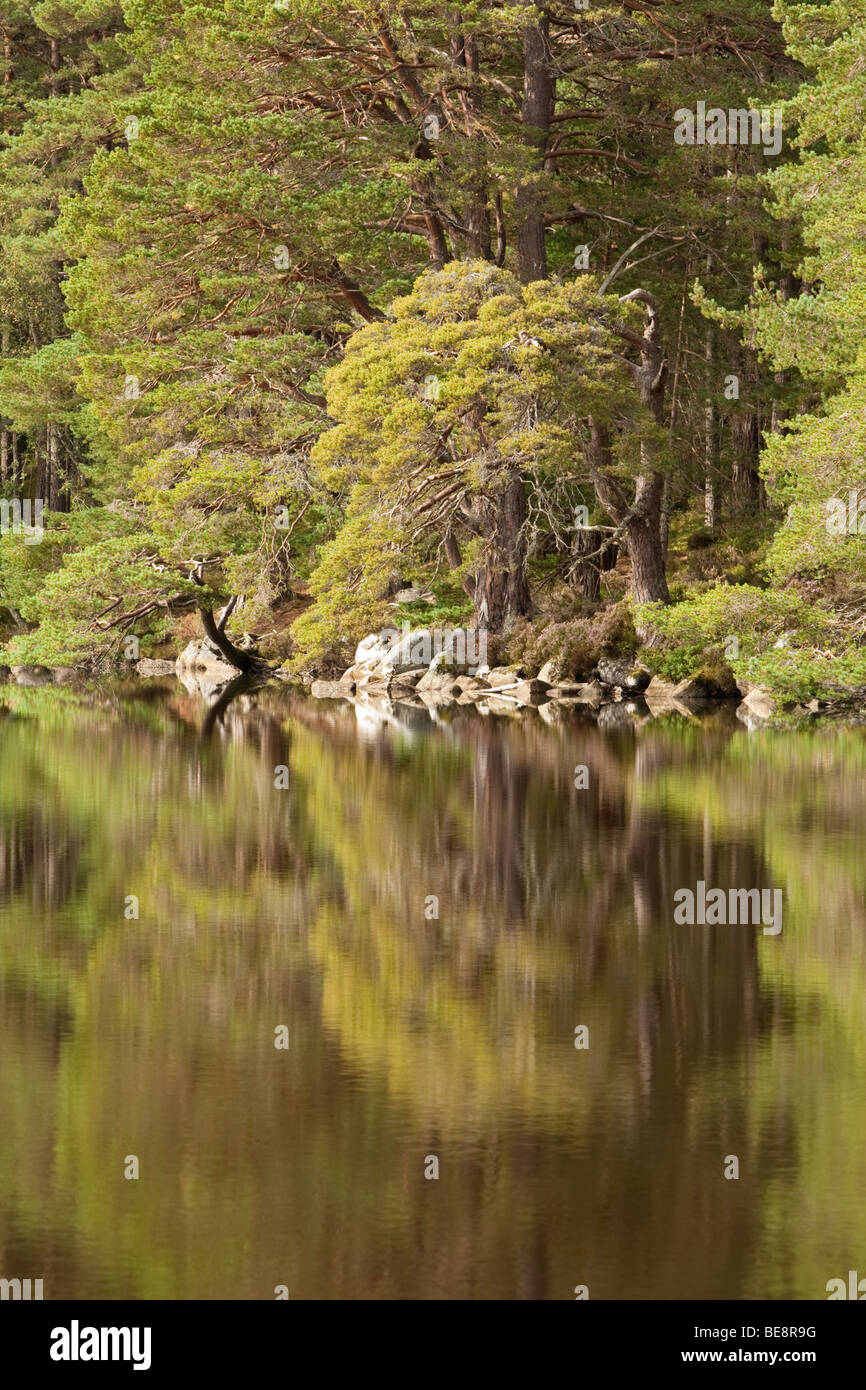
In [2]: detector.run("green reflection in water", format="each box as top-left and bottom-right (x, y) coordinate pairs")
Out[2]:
(0, 683), (864, 1299)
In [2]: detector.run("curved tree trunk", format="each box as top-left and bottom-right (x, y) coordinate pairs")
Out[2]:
(198, 602), (266, 674)
(189, 563), (268, 674)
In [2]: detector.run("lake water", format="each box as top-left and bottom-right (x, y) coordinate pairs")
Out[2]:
(1, 680), (864, 1300)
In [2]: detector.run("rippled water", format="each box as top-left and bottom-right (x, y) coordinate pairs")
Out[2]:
(0, 680), (864, 1300)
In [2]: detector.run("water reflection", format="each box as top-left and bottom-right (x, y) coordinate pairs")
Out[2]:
(0, 682), (863, 1299)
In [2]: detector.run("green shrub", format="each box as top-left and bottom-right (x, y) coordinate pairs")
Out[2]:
(505, 600), (637, 679)
(637, 584), (860, 700)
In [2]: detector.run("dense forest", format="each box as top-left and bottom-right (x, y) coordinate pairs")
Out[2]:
(0, 0), (864, 703)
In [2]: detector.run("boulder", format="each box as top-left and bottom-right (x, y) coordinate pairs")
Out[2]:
(485, 665), (527, 688)
(12, 664), (51, 686)
(510, 678), (551, 706)
(416, 666), (461, 694)
(378, 628), (438, 675)
(454, 674), (488, 693)
(645, 677), (706, 719)
(388, 667), (428, 691)
(312, 679), (354, 699)
(668, 679), (711, 710)
(429, 628), (488, 674)
(597, 701), (637, 730)
(428, 681), (462, 702)
(672, 674), (737, 704)
(353, 626), (489, 684)
(576, 678), (605, 706)
(548, 681), (591, 699)
(739, 685), (775, 722)
(354, 630), (399, 669)
(537, 658), (563, 684)
(596, 659), (652, 693)
(176, 639), (237, 682)
(360, 675), (392, 693)
(390, 587), (435, 605)
(644, 676), (686, 715)
(483, 693), (526, 717)
(644, 675), (677, 700)
(135, 658), (176, 678)
(51, 667), (79, 684)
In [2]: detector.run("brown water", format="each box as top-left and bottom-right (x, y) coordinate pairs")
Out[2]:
(0, 681), (864, 1300)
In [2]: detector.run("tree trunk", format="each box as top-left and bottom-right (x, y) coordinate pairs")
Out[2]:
(769, 264), (799, 435)
(703, 253), (717, 533)
(47, 421), (60, 511)
(704, 468), (716, 533)
(731, 406), (764, 510)
(660, 475), (670, 556)
(627, 474), (670, 605)
(443, 528), (477, 599)
(572, 526), (601, 601)
(0, 327), (8, 486)
(516, 8), (552, 283)
(198, 604), (266, 674)
(704, 329), (717, 532)
(592, 290), (671, 613)
(664, 267), (688, 557)
(622, 289), (670, 605)
(474, 471), (533, 630)
(451, 34), (490, 259)
(571, 526), (617, 601)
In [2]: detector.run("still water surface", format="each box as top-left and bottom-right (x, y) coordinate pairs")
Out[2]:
(1, 681), (864, 1299)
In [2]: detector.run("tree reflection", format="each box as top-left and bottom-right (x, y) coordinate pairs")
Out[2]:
(0, 686), (863, 1298)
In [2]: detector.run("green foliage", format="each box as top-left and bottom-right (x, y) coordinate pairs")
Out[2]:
(292, 259), (650, 664)
(746, 1), (866, 605)
(0, 0), (857, 684)
(1, 517), (202, 667)
(637, 583), (866, 700)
